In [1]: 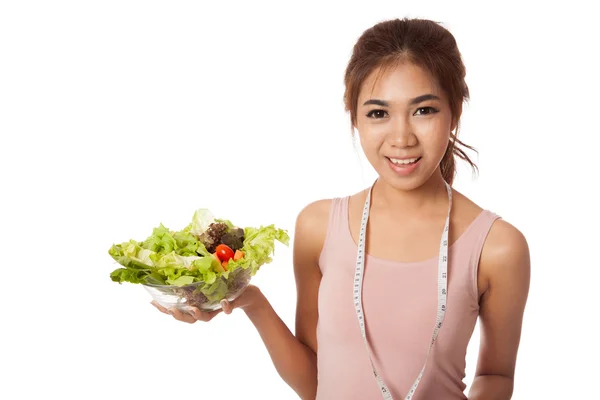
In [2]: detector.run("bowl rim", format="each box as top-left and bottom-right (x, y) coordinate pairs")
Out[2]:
(142, 267), (252, 289)
(143, 281), (206, 289)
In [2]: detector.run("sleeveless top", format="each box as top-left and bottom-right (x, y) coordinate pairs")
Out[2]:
(315, 196), (501, 400)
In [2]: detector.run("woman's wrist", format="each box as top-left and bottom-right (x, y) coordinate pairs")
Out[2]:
(239, 285), (268, 315)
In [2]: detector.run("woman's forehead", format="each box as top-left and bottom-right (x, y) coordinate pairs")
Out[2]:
(359, 62), (443, 103)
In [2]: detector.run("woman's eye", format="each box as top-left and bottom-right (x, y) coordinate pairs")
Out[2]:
(366, 109), (388, 119)
(414, 107), (439, 116)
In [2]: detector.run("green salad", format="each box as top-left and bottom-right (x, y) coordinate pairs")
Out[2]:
(108, 209), (289, 303)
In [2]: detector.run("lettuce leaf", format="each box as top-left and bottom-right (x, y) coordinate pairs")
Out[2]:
(172, 230), (200, 256)
(108, 210), (289, 302)
(141, 224), (176, 254)
(110, 267), (150, 284)
(109, 241), (154, 270)
(200, 278), (228, 301)
(189, 209), (215, 237)
(167, 275), (195, 286)
(225, 224), (290, 276)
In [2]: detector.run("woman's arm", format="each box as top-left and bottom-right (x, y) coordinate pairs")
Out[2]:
(468, 220), (531, 400)
(241, 288), (318, 399)
(230, 200), (329, 400)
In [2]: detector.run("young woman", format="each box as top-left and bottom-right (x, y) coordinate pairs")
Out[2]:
(152, 18), (530, 400)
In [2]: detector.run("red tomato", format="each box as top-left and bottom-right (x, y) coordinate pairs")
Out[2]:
(215, 244), (234, 262)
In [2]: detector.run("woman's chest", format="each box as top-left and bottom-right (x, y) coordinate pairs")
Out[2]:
(317, 252), (479, 350)
(348, 205), (477, 265)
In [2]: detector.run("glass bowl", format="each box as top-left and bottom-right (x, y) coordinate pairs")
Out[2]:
(143, 267), (252, 313)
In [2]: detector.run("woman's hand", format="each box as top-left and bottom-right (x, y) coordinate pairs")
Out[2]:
(150, 284), (264, 324)
(150, 300), (222, 324)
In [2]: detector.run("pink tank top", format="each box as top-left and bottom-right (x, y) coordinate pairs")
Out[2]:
(316, 196), (501, 400)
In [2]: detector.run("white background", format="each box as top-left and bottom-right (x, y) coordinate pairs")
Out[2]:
(1, 1), (599, 399)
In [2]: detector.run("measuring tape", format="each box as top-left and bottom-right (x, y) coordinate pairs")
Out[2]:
(353, 180), (453, 400)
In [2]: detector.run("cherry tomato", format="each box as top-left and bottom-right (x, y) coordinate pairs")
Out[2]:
(215, 244), (234, 262)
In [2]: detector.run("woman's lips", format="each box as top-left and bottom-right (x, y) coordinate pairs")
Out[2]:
(386, 156), (422, 176)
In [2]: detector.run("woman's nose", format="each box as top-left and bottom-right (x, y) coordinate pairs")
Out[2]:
(388, 120), (418, 148)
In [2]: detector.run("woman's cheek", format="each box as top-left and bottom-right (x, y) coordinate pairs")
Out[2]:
(359, 129), (385, 157)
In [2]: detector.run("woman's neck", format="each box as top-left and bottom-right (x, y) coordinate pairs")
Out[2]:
(371, 169), (450, 218)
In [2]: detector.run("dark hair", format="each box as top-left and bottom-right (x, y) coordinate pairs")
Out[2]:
(344, 18), (478, 184)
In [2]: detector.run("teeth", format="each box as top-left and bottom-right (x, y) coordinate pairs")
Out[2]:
(390, 157), (419, 165)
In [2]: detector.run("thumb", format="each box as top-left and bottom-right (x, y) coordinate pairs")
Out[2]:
(221, 299), (234, 314)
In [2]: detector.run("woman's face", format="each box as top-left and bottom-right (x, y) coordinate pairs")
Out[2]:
(355, 62), (458, 190)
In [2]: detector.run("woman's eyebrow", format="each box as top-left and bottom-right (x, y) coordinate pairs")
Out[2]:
(409, 93), (440, 105)
(362, 94), (441, 107)
(363, 99), (389, 107)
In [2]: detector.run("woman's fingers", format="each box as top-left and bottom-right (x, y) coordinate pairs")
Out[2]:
(151, 301), (228, 323)
(168, 308), (197, 324)
(151, 301), (169, 314)
(152, 301), (223, 323)
(188, 307), (222, 322)
(221, 299), (234, 315)
(150, 301), (196, 323)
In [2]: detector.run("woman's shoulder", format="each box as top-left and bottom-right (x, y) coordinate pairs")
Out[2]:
(454, 189), (530, 291)
(296, 186), (367, 221)
(451, 190), (529, 263)
(453, 189), (526, 243)
(480, 214), (529, 276)
(296, 198), (333, 223)
(294, 198), (334, 246)
(293, 198), (335, 267)
(294, 190), (362, 251)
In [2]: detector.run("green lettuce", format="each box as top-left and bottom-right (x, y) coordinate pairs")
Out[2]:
(108, 209), (289, 303)
(189, 209), (215, 237)
(141, 224), (176, 254)
(223, 224), (290, 276)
